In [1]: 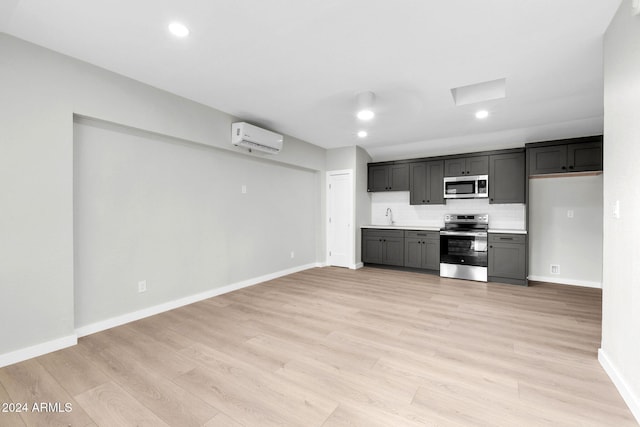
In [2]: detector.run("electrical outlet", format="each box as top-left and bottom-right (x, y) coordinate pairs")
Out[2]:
(138, 280), (147, 293)
(290, 251), (295, 259)
(241, 185), (247, 194)
(550, 265), (560, 275)
(567, 210), (574, 218)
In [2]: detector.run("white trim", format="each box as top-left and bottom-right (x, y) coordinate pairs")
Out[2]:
(527, 275), (602, 289)
(76, 262), (319, 338)
(0, 334), (77, 368)
(598, 348), (640, 424)
(352, 262), (364, 270)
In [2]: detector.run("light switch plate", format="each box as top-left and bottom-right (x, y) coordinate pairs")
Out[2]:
(613, 200), (620, 219)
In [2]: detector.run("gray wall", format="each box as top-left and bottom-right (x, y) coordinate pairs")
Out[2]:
(528, 175), (603, 287)
(355, 146), (372, 265)
(602, 0), (640, 420)
(74, 118), (320, 328)
(0, 33), (325, 358)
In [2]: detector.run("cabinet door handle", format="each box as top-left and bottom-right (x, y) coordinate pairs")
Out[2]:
(499, 237), (514, 241)
(489, 245), (493, 248)
(561, 166), (567, 170)
(569, 165), (574, 170)
(427, 200), (430, 203)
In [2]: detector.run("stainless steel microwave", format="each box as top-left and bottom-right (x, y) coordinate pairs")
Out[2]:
(443, 175), (489, 199)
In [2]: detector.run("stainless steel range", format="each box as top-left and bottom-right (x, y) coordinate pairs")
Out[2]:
(440, 214), (488, 282)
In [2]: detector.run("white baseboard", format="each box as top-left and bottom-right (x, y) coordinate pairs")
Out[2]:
(598, 348), (640, 424)
(352, 262), (364, 270)
(527, 275), (602, 289)
(75, 262), (319, 338)
(0, 334), (77, 368)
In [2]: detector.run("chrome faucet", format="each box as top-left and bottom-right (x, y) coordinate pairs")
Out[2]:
(385, 208), (394, 225)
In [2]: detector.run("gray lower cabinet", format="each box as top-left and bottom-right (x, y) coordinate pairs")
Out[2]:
(404, 231), (440, 270)
(489, 151), (525, 204)
(488, 233), (527, 286)
(362, 229), (404, 266)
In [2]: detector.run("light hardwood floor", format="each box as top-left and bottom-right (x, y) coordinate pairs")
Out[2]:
(0, 267), (637, 426)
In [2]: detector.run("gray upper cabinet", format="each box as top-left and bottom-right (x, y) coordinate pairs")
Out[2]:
(527, 136), (603, 176)
(444, 155), (489, 177)
(568, 141), (603, 172)
(528, 145), (568, 175)
(367, 163), (409, 192)
(409, 160), (444, 205)
(489, 151), (525, 204)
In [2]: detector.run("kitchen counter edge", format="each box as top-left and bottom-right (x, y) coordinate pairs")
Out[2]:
(488, 229), (527, 234)
(361, 225), (441, 231)
(362, 225), (527, 234)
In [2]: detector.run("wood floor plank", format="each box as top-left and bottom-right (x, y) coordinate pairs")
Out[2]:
(0, 382), (27, 427)
(0, 359), (96, 427)
(176, 343), (337, 426)
(37, 345), (110, 396)
(76, 339), (219, 427)
(75, 381), (169, 427)
(0, 266), (636, 426)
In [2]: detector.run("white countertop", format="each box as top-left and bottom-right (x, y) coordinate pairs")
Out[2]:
(361, 224), (441, 231)
(362, 225), (527, 234)
(488, 229), (527, 234)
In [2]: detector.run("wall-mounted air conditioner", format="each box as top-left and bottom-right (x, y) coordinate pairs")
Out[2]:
(231, 122), (283, 154)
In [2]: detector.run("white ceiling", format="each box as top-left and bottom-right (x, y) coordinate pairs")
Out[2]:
(0, 0), (622, 161)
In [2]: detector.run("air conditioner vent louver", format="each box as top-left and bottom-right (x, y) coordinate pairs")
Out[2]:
(231, 122), (283, 154)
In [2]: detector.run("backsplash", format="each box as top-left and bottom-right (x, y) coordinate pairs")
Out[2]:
(371, 192), (526, 229)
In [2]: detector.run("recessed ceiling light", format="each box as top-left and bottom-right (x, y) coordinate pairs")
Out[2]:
(475, 110), (489, 119)
(357, 110), (374, 121)
(357, 130), (368, 138)
(168, 22), (189, 37)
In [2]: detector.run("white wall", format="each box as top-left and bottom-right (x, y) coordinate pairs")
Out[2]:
(74, 118), (320, 328)
(371, 192), (525, 230)
(528, 175), (603, 288)
(0, 33), (325, 364)
(601, 0), (640, 422)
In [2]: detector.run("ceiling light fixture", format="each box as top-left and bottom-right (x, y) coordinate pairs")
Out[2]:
(357, 130), (368, 138)
(356, 91), (376, 121)
(168, 22), (190, 37)
(475, 110), (489, 119)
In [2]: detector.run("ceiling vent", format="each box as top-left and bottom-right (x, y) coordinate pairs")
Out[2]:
(451, 78), (507, 106)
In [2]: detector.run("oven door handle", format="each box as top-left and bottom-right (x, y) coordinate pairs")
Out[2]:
(440, 231), (488, 237)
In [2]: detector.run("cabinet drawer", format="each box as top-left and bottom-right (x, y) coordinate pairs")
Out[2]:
(405, 230), (439, 240)
(363, 229), (405, 239)
(489, 234), (526, 244)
